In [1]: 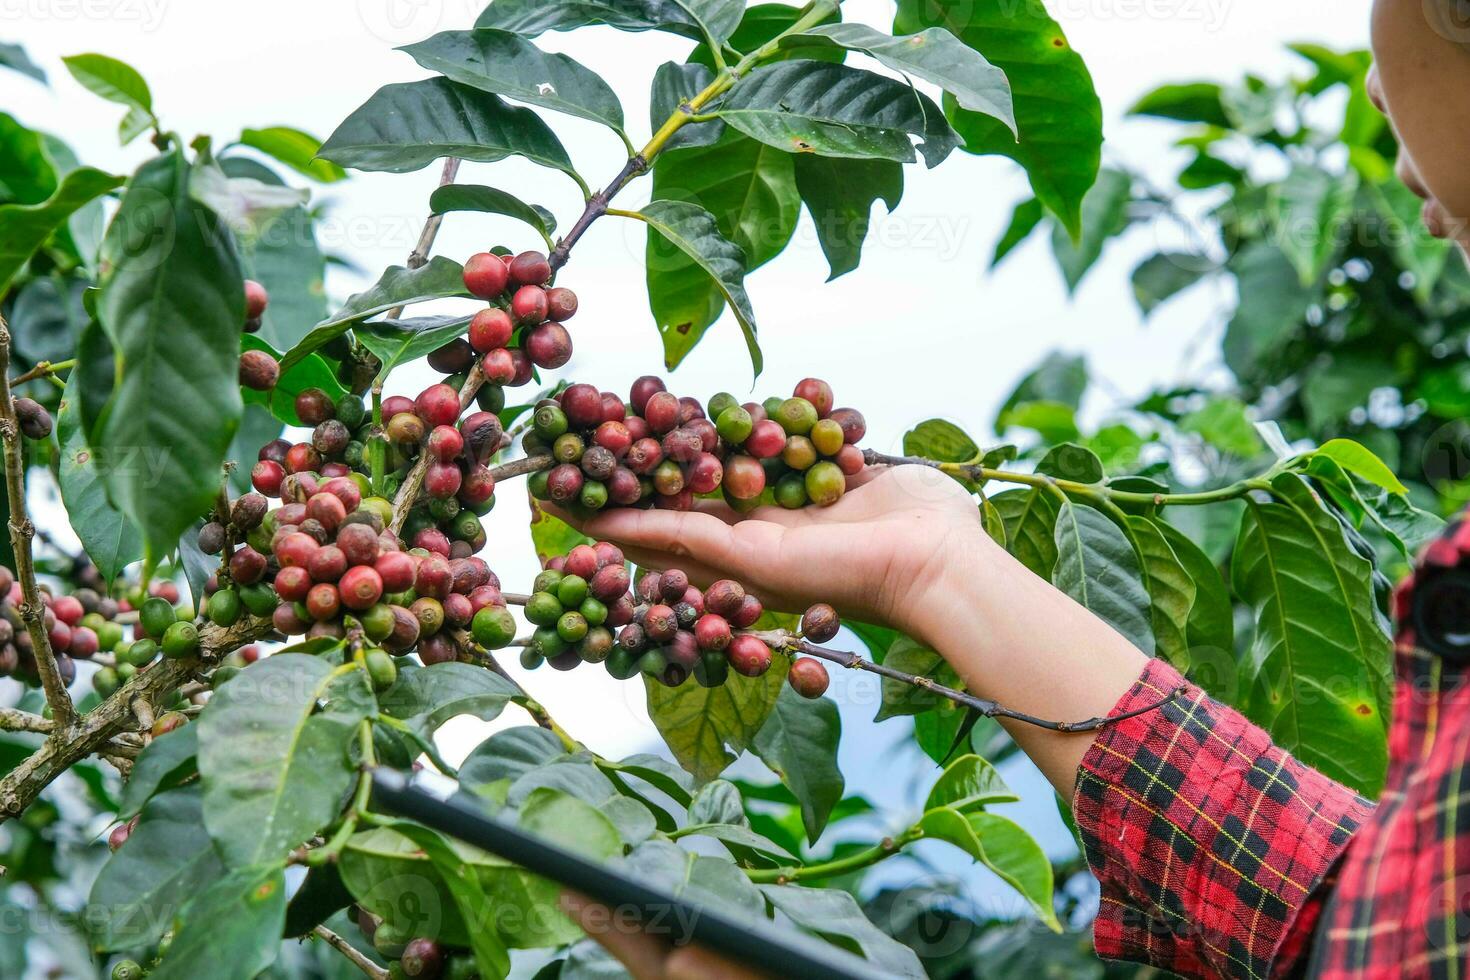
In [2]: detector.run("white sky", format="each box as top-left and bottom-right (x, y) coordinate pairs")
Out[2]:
(6, 0), (1377, 887)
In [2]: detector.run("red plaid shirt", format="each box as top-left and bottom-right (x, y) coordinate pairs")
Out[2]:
(1074, 631), (1470, 979)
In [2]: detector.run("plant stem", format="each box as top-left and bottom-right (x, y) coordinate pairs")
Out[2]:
(0, 708), (52, 734)
(310, 715), (376, 866)
(744, 629), (1184, 734)
(0, 314), (74, 732)
(313, 925), (389, 980)
(745, 828), (922, 885)
(487, 454), (553, 484)
(9, 359), (75, 388)
(863, 450), (1259, 507)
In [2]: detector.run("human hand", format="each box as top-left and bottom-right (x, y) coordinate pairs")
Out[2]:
(560, 892), (766, 980)
(550, 464), (993, 641)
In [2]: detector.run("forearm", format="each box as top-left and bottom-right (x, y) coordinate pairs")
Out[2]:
(905, 526), (1149, 797)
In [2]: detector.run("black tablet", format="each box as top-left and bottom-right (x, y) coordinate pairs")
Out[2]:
(369, 768), (892, 980)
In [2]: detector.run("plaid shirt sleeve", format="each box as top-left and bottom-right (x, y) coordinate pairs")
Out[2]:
(1072, 659), (1375, 979)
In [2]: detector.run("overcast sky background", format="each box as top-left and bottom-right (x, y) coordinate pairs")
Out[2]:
(5, 0), (1377, 927)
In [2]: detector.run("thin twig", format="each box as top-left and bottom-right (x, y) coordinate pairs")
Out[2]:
(487, 454), (552, 483)
(313, 925), (388, 980)
(0, 707), (52, 734)
(0, 314), (74, 731)
(9, 358), (74, 388)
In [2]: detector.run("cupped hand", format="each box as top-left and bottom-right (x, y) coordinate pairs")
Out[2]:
(550, 464), (992, 638)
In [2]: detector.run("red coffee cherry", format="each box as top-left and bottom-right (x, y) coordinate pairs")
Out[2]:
(788, 658), (830, 698)
(728, 635), (773, 677)
(687, 453), (723, 494)
(306, 582), (341, 620)
(643, 391), (680, 434)
(481, 348), (516, 385)
(801, 603), (841, 643)
(694, 614), (731, 652)
(339, 566), (384, 611)
(415, 384), (462, 428)
(274, 565), (313, 602)
(508, 250), (552, 287)
(307, 544), (347, 583)
(382, 395), (415, 418)
(425, 461), (463, 499)
(295, 389), (335, 426)
(793, 378), (834, 418)
(238, 350), (280, 391)
(244, 279), (270, 319)
(285, 443), (322, 475)
(463, 252), (511, 298)
(629, 376), (666, 414)
(525, 322), (573, 369)
(229, 546), (268, 585)
(723, 455), (766, 501)
(730, 594), (764, 629)
(459, 465), (496, 506)
(469, 307), (514, 353)
(744, 420), (786, 459)
(560, 384), (604, 429)
(374, 551), (416, 593)
(546, 286), (578, 321)
(510, 285), (549, 325)
(703, 580), (746, 618)
(428, 337), (474, 374)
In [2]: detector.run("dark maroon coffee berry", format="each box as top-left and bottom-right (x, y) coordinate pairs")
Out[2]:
(828, 407), (866, 445)
(508, 250), (552, 287)
(416, 555), (453, 599)
(463, 252), (511, 298)
(730, 594), (764, 629)
(560, 384), (604, 429)
(229, 546), (267, 585)
(580, 445), (616, 482)
(703, 580), (746, 618)
(607, 467), (641, 505)
(15, 398), (51, 440)
(231, 493), (268, 531)
(788, 657), (830, 698)
(629, 376), (666, 414)
(659, 570), (689, 603)
(198, 522), (227, 555)
(295, 388), (335, 426)
(643, 391), (680, 434)
(259, 438), (291, 465)
(508, 348), (534, 387)
(461, 411), (504, 463)
(238, 350), (280, 391)
(401, 937), (445, 979)
(525, 322), (572, 369)
(546, 286), (578, 321)
(625, 438), (663, 475)
(546, 463), (584, 503)
(428, 337), (475, 374)
(589, 563), (630, 602)
(801, 603), (840, 643)
(662, 427), (703, 464)
(307, 544), (348, 583)
(313, 420), (350, 457)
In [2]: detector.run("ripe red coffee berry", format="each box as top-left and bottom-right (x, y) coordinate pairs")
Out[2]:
(508, 250), (552, 287)
(644, 604), (678, 643)
(401, 937), (445, 980)
(655, 488), (693, 511)
(694, 614), (731, 651)
(306, 582), (341, 620)
(424, 461), (463, 499)
(703, 580), (746, 618)
(416, 384), (461, 428)
(793, 379), (834, 418)
(295, 389), (335, 426)
(593, 541), (624, 568)
(687, 418), (719, 453)
(229, 546), (268, 585)
(788, 658), (830, 698)
(594, 420), (632, 457)
(426, 425), (464, 462)
(590, 564), (630, 602)
(382, 395), (415, 418)
(835, 444), (865, 476)
(307, 545), (348, 583)
(564, 544), (598, 581)
(285, 443), (322, 475)
(601, 392), (626, 424)
(509, 348), (534, 387)
(560, 384), (604, 429)
(69, 626), (98, 659)
(273, 603), (310, 635)
(416, 555), (453, 599)
(339, 566), (384, 610)
(52, 595), (83, 625)
(723, 455), (766, 501)
(728, 635), (773, 677)
(238, 350), (280, 390)
(244, 278), (270, 319)
(460, 465), (496, 506)
(630, 376), (666, 414)
(525, 321), (573, 369)
(546, 463), (584, 502)
(318, 478), (361, 514)
(546, 286), (578, 321)
(625, 438), (663, 475)
(687, 453), (723, 494)
(463, 252), (511, 298)
(625, 415), (650, 442)
(801, 603), (840, 643)
(481, 348), (516, 385)
(643, 391), (680, 434)
(744, 419), (786, 459)
(662, 427), (703, 464)
(275, 531), (320, 568)
(306, 492), (347, 533)
(414, 528), (452, 557)
(511, 285), (549, 325)
(374, 551), (416, 592)
(469, 307), (514, 353)
(607, 467), (641, 505)
(730, 593), (764, 629)
(274, 565), (312, 602)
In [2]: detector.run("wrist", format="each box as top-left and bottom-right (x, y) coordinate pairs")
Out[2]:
(898, 520), (999, 650)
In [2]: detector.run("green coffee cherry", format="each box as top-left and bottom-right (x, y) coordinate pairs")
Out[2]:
(534, 626), (569, 658)
(707, 391), (739, 420)
(534, 403), (569, 440)
(139, 596), (177, 639)
(761, 396), (784, 419)
(774, 472), (809, 509)
(556, 574), (588, 608)
(605, 647), (640, 680)
(111, 959), (144, 980)
(805, 460), (845, 507)
(579, 480), (608, 510)
(121, 638), (158, 667)
(96, 620), (124, 651)
(362, 603), (396, 642)
(160, 621), (200, 659)
(472, 607), (517, 649)
(212, 665), (242, 689)
(579, 597), (608, 626)
(207, 588), (242, 627)
(365, 649), (398, 692)
(429, 496), (461, 522)
(240, 582), (280, 618)
(556, 611), (589, 644)
(716, 405), (753, 445)
(93, 666), (120, 697)
(519, 645), (545, 670)
(776, 397), (818, 435)
(527, 470), (551, 500)
(532, 569), (564, 594)
(525, 592), (564, 627)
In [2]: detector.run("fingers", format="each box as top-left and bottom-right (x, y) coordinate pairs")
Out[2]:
(581, 507), (757, 571)
(666, 945), (767, 980)
(560, 892), (668, 980)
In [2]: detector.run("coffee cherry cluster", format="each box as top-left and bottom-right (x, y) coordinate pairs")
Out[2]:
(524, 376), (866, 514)
(357, 910), (472, 980)
(0, 566), (133, 690)
(456, 248), (579, 384)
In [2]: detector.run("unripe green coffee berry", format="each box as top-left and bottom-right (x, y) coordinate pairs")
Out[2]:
(716, 405), (753, 445)
(694, 651), (729, 688)
(428, 496), (461, 522)
(579, 597), (608, 626)
(93, 666), (120, 697)
(533, 626), (569, 658)
(579, 480), (608, 510)
(240, 582), (280, 617)
(776, 397), (818, 436)
(525, 591), (564, 627)
(557, 611), (589, 643)
(533, 569), (564, 594)
(336, 394), (367, 430)
(519, 645), (545, 670)
(139, 596), (177, 639)
(534, 404), (569, 440)
(96, 620), (124, 651)
(761, 396), (784, 419)
(472, 606), (517, 649)
(365, 648), (398, 692)
(556, 575), (589, 608)
(804, 461), (845, 507)
(160, 621), (200, 659)
(121, 638), (158, 667)
(774, 472), (808, 509)
(552, 432), (584, 464)
(116, 662), (137, 681)
(782, 435), (818, 471)
(605, 646), (640, 680)
(810, 418), (845, 457)
(207, 588), (242, 627)
(362, 603), (397, 642)
(707, 391), (739, 419)
(111, 959), (144, 980)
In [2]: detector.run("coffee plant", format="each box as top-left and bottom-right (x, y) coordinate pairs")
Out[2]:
(0, 9), (1440, 980)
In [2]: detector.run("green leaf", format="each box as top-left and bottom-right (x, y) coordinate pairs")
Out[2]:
(644, 633), (789, 784)
(1370, 178), (1451, 302)
(903, 419), (979, 463)
(118, 726), (198, 820)
(751, 685), (844, 844)
(238, 126), (347, 182)
(198, 654), (375, 867)
(319, 78), (577, 180)
(431, 183), (556, 248)
(520, 787), (624, 858)
(875, 635), (962, 720)
(1127, 516), (1197, 670)
(925, 754), (1017, 812)
(1052, 502), (1155, 655)
(0, 111), (59, 205)
(1232, 474), (1391, 795)
(1131, 252), (1209, 315)
(1301, 355), (1393, 431)
(1312, 439), (1408, 496)
(504, 760), (657, 845)
(1128, 82), (1229, 127)
(1049, 168), (1133, 292)
(758, 883), (926, 976)
(917, 809), (1059, 931)
(596, 753), (695, 807)
(242, 335), (347, 427)
(61, 53), (156, 143)
(355, 315), (475, 378)
(1273, 163), (1356, 285)
(718, 61), (958, 167)
(152, 863), (287, 980)
(0, 42), (45, 83)
(674, 822), (796, 864)
(379, 662), (518, 738)
(687, 779), (747, 825)
(780, 23), (1014, 132)
(991, 488), (1060, 579)
(281, 256), (470, 371)
(992, 197), (1044, 267)
(88, 787), (225, 951)
(996, 351), (1087, 430)
(1036, 442), (1104, 484)
(460, 726), (571, 787)
(625, 839), (766, 913)
(1157, 519), (1233, 660)
(795, 155), (903, 281)
(897, 0), (1102, 237)
(57, 366), (143, 581)
(401, 29), (625, 137)
(477, 0), (743, 45)
(0, 166), (121, 295)
(1180, 396), (1262, 459)
(96, 150), (244, 560)
(650, 62), (725, 151)
(1222, 243), (1311, 378)
(689, 2), (842, 69)
(637, 198), (760, 376)
(645, 133), (794, 370)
